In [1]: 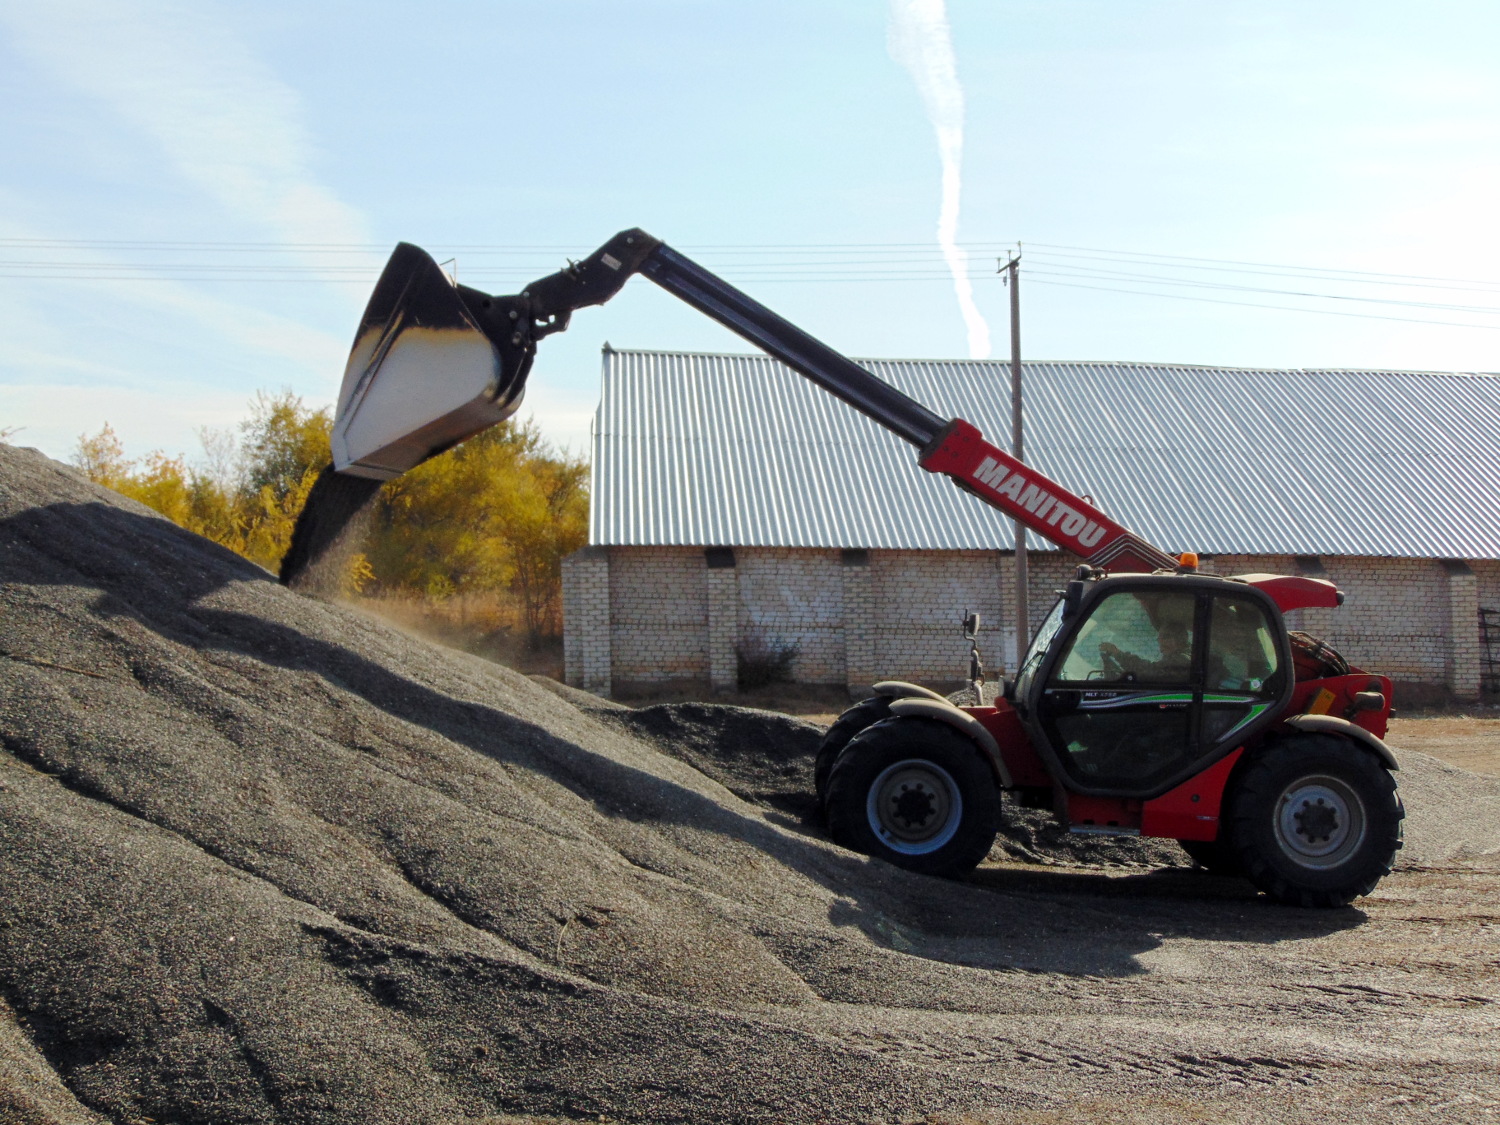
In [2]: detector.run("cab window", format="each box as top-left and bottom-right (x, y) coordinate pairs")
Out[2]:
(1053, 590), (1196, 685)
(1013, 596), (1067, 703)
(1202, 595), (1284, 745)
(1206, 596), (1279, 691)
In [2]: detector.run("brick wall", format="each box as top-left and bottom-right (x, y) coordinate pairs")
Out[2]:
(706, 564), (737, 692)
(561, 547), (610, 694)
(565, 545), (1492, 700)
(607, 547), (708, 684)
(870, 550), (1009, 684)
(1438, 561), (1480, 699)
(1201, 552), (1476, 692)
(734, 548), (846, 683)
(1022, 551), (1076, 642)
(843, 558), (878, 689)
(1477, 560), (1500, 696)
(1476, 559), (1500, 613)
(1317, 557), (1450, 681)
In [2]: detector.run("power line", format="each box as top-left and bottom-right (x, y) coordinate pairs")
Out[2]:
(4, 235), (1500, 289)
(1024, 241), (1500, 290)
(15, 259), (1498, 315)
(1024, 264), (1500, 315)
(1032, 246), (1500, 295)
(5, 236), (1500, 330)
(1029, 277), (1500, 331)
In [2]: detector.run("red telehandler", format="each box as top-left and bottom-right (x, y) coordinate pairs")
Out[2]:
(282, 229), (1404, 908)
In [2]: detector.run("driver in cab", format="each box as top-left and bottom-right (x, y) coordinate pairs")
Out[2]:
(1098, 624), (1191, 683)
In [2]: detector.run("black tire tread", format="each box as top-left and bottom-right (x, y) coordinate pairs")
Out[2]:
(814, 696), (892, 802)
(1227, 734), (1402, 908)
(824, 717), (1000, 878)
(1178, 837), (1243, 876)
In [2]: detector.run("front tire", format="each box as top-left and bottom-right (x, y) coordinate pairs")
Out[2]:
(825, 718), (999, 878)
(1227, 735), (1403, 908)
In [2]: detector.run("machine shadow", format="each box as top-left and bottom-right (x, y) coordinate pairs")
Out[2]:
(1, 499), (1372, 983)
(820, 867), (1366, 978)
(969, 862), (1371, 933)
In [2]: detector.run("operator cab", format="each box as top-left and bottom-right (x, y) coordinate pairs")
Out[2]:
(1013, 572), (1293, 799)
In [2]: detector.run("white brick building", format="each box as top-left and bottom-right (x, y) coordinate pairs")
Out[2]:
(565, 352), (1500, 704)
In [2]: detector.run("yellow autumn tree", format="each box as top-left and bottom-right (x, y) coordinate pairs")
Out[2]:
(71, 391), (344, 575)
(235, 391), (334, 572)
(73, 424), (243, 551)
(72, 424), (133, 490)
(73, 401), (584, 644)
(363, 419), (588, 642)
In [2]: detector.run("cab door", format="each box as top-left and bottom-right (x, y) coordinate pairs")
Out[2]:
(1036, 587), (1201, 792)
(1026, 580), (1290, 799)
(1200, 594), (1285, 748)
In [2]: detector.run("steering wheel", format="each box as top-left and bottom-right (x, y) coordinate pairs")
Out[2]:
(1099, 643), (1126, 682)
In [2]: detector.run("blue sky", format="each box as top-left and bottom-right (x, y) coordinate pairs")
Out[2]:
(2, 0), (1497, 464)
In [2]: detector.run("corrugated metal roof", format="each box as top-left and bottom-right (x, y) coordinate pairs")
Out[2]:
(589, 350), (1500, 558)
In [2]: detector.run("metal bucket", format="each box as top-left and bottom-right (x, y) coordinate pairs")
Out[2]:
(331, 243), (532, 480)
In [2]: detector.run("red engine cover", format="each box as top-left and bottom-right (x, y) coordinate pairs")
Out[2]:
(1235, 573), (1341, 611)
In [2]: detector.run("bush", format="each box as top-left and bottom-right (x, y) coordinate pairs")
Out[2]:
(736, 636), (800, 690)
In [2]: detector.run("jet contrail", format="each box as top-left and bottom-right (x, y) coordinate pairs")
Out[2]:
(887, 0), (991, 359)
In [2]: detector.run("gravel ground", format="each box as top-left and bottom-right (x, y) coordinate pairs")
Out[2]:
(2, 443), (1498, 1125)
(1386, 715), (1500, 777)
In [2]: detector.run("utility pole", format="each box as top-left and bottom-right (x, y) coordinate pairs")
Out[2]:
(1002, 249), (1028, 663)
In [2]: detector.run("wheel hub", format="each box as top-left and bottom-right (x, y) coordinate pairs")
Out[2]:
(891, 784), (938, 830)
(1274, 776), (1367, 869)
(1294, 797), (1340, 843)
(866, 759), (963, 856)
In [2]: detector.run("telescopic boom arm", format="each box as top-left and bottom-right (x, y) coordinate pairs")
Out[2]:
(512, 229), (1177, 573)
(335, 228), (1179, 575)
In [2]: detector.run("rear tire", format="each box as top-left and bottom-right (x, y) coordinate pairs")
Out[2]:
(825, 718), (999, 878)
(814, 696), (892, 804)
(1227, 735), (1403, 908)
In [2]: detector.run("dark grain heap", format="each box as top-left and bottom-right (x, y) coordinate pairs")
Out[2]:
(2, 443), (1497, 1125)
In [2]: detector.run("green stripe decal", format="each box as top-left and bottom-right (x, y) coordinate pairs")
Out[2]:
(1219, 701), (1272, 741)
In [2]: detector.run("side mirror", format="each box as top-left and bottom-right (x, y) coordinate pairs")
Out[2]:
(1062, 580), (1085, 620)
(962, 610), (981, 640)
